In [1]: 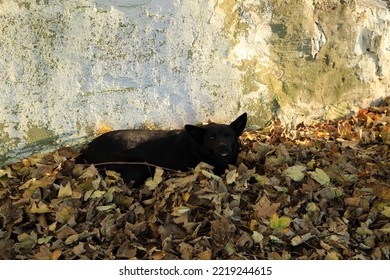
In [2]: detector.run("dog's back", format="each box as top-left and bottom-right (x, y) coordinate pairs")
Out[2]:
(76, 129), (182, 164)
(76, 113), (247, 186)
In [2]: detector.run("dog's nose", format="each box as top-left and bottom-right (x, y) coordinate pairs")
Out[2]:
(218, 143), (229, 157)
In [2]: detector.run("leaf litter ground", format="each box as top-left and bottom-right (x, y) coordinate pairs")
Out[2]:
(1, 98), (389, 260)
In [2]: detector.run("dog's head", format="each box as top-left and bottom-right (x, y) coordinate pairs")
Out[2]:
(184, 113), (247, 160)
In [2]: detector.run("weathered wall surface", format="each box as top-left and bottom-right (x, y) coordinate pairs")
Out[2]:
(0, 0), (389, 165)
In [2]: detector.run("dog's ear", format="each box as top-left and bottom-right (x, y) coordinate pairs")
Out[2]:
(185, 125), (206, 144)
(230, 113), (247, 136)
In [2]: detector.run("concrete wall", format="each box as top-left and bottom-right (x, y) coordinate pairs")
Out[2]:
(1, 0), (389, 165)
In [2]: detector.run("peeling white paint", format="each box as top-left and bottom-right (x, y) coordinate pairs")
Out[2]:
(312, 22), (327, 59)
(0, 0), (271, 165)
(353, 1), (390, 83)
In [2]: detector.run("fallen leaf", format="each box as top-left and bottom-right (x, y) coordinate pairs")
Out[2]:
(254, 174), (272, 186)
(291, 233), (312, 246)
(201, 170), (221, 181)
(58, 182), (73, 198)
(325, 251), (339, 260)
(197, 248), (212, 260)
(96, 204), (116, 212)
(226, 169), (239, 184)
(171, 206), (191, 216)
(145, 167), (164, 190)
(30, 202), (51, 214)
(252, 231), (264, 244)
(381, 207), (390, 218)
(270, 213), (291, 232)
(308, 168), (330, 185)
(96, 123), (113, 135)
(283, 165), (307, 182)
(253, 195), (280, 219)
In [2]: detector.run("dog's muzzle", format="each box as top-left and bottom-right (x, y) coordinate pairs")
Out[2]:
(218, 143), (230, 157)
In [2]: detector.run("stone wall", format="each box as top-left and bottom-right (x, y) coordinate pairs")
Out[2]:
(1, 0), (389, 165)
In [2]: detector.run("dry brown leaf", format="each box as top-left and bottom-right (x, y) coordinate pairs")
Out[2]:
(197, 248), (212, 260)
(253, 195), (280, 219)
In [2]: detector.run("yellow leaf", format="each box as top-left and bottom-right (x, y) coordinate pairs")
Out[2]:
(270, 213), (280, 229)
(305, 203), (318, 213)
(182, 192), (191, 202)
(249, 220), (257, 231)
(283, 165), (306, 182)
(224, 241), (235, 256)
(320, 240), (332, 251)
(96, 123), (113, 135)
(150, 250), (166, 260)
(291, 235), (303, 246)
(270, 213), (291, 231)
(379, 224), (390, 234)
(226, 169), (239, 184)
(48, 222), (57, 232)
(201, 170), (221, 180)
(308, 168), (330, 185)
(20, 176), (56, 199)
(145, 167), (164, 190)
(0, 167), (14, 178)
(50, 249), (62, 260)
(30, 202), (51, 214)
(172, 205), (191, 216)
(240, 131), (258, 141)
(254, 174), (272, 186)
(166, 173), (198, 188)
(197, 248), (212, 260)
(252, 231), (264, 244)
(58, 182), (72, 198)
(104, 187), (116, 202)
(279, 216), (291, 228)
(291, 233), (312, 246)
(195, 162), (214, 171)
(325, 251), (339, 260)
(90, 190), (106, 199)
(38, 236), (53, 244)
(105, 170), (122, 181)
(307, 159), (316, 169)
(72, 190), (82, 199)
(16, 232), (37, 249)
(72, 243), (86, 256)
(22, 159), (31, 167)
(381, 206), (390, 218)
(56, 205), (73, 224)
(65, 234), (79, 245)
(96, 204), (116, 212)
(76, 180), (94, 191)
(80, 165), (99, 179)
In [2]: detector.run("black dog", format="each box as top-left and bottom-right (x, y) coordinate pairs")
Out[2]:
(76, 113), (247, 186)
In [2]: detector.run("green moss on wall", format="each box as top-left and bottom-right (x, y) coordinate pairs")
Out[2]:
(0, 123), (19, 165)
(245, 96), (280, 127)
(267, 1), (368, 109)
(25, 125), (57, 144)
(218, 0), (240, 44)
(0, 123), (11, 144)
(0, 124), (60, 166)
